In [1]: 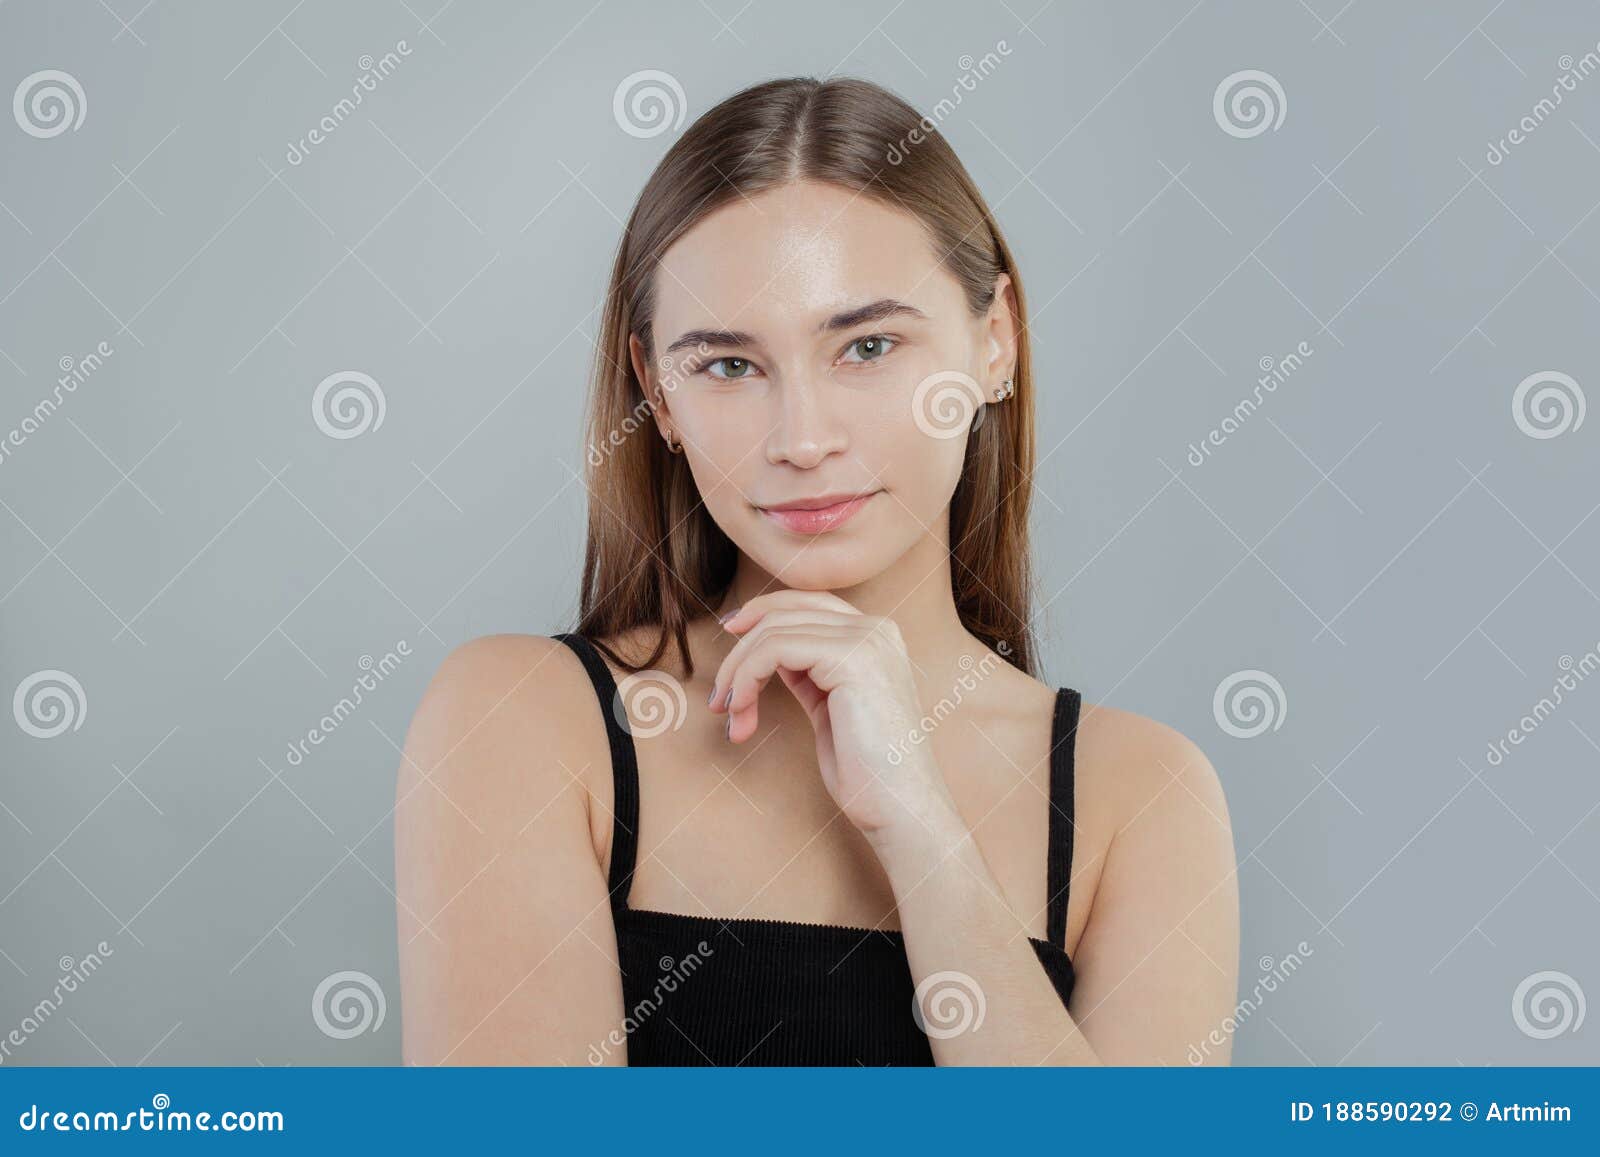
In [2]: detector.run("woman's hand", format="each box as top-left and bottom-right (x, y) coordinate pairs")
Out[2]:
(707, 589), (962, 851)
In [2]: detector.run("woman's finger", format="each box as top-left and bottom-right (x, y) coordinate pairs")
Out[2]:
(719, 589), (862, 633)
(723, 626), (859, 742)
(709, 609), (863, 711)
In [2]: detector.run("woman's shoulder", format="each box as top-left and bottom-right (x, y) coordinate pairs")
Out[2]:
(1072, 696), (1232, 854)
(986, 661), (1226, 813)
(395, 632), (636, 886)
(399, 633), (620, 801)
(978, 648), (1218, 814)
(402, 625), (685, 773)
(414, 633), (597, 726)
(1077, 696), (1219, 776)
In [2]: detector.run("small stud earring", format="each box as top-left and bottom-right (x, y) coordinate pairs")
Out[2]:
(993, 378), (1014, 402)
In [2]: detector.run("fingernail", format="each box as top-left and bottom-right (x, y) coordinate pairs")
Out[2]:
(724, 714), (732, 741)
(707, 683), (718, 708)
(722, 688), (733, 710)
(717, 606), (741, 626)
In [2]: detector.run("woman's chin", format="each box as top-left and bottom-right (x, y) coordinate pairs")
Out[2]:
(746, 545), (895, 593)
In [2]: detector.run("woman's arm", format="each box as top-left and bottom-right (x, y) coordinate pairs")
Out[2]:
(870, 805), (1103, 1064)
(713, 590), (1240, 1066)
(880, 715), (1239, 1066)
(394, 635), (628, 1065)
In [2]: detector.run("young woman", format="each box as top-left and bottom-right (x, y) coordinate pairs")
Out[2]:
(395, 77), (1239, 1066)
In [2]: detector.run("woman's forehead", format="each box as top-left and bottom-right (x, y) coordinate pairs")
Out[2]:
(653, 181), (958, 337)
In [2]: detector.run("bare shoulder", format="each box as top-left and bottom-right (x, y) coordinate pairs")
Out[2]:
(1060, 701), (1240, 1062)
(412, 632), (595, 723)
(396, 633), (609, 840)
(1077, 701), (1228, 815)
(1075, 697), (1235, 947)
(394, 633), (632, 1063)
(1068, 691), (1241, 921)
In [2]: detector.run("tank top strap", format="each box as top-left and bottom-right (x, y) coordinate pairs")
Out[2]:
(552, 633), (639, 909)
(1045, 686), (1082, 950)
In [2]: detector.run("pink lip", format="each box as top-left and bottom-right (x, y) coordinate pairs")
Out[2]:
(758, 491), (879, 534)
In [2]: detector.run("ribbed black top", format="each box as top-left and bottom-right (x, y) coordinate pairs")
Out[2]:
(555, 632), (1082, 1066)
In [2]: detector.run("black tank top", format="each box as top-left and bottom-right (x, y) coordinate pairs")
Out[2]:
(555, 631), (1082, 1066)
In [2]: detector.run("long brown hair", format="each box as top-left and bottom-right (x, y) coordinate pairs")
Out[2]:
(577, 76), (1037, 678)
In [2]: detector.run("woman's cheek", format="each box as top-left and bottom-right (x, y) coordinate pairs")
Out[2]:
(692, 403), (763, 473)
(890, 406), (967, 505)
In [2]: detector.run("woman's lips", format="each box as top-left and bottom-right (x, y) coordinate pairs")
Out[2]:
(758, 492), (878, 534)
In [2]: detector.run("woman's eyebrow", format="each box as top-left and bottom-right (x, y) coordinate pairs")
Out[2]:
(660, 300), (927, 356)
(662, 327), (756, 356)
(819, 298), (928, 332)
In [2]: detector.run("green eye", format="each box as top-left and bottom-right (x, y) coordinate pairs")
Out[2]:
(708, 357), (754, 379)
(844, 335), (895, 363)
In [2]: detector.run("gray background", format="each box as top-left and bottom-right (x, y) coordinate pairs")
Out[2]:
(2, 0), (1597, 1066)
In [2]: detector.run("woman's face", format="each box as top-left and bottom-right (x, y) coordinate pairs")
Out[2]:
(635, 179), (1015, 593)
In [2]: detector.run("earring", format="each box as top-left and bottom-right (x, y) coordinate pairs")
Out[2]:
(664, 429), (683, 454)
(992, 378), (1015, 402)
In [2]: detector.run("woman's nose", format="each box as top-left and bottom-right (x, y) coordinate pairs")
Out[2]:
(765, 379), (846, 469)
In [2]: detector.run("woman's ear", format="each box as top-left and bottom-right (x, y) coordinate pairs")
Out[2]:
(629, 331), (674, 440)
(984, 272), (1020, 388)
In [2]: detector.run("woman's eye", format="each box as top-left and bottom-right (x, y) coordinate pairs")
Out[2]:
(842, 335), (895, 363)
(706, 357), (755, 379)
